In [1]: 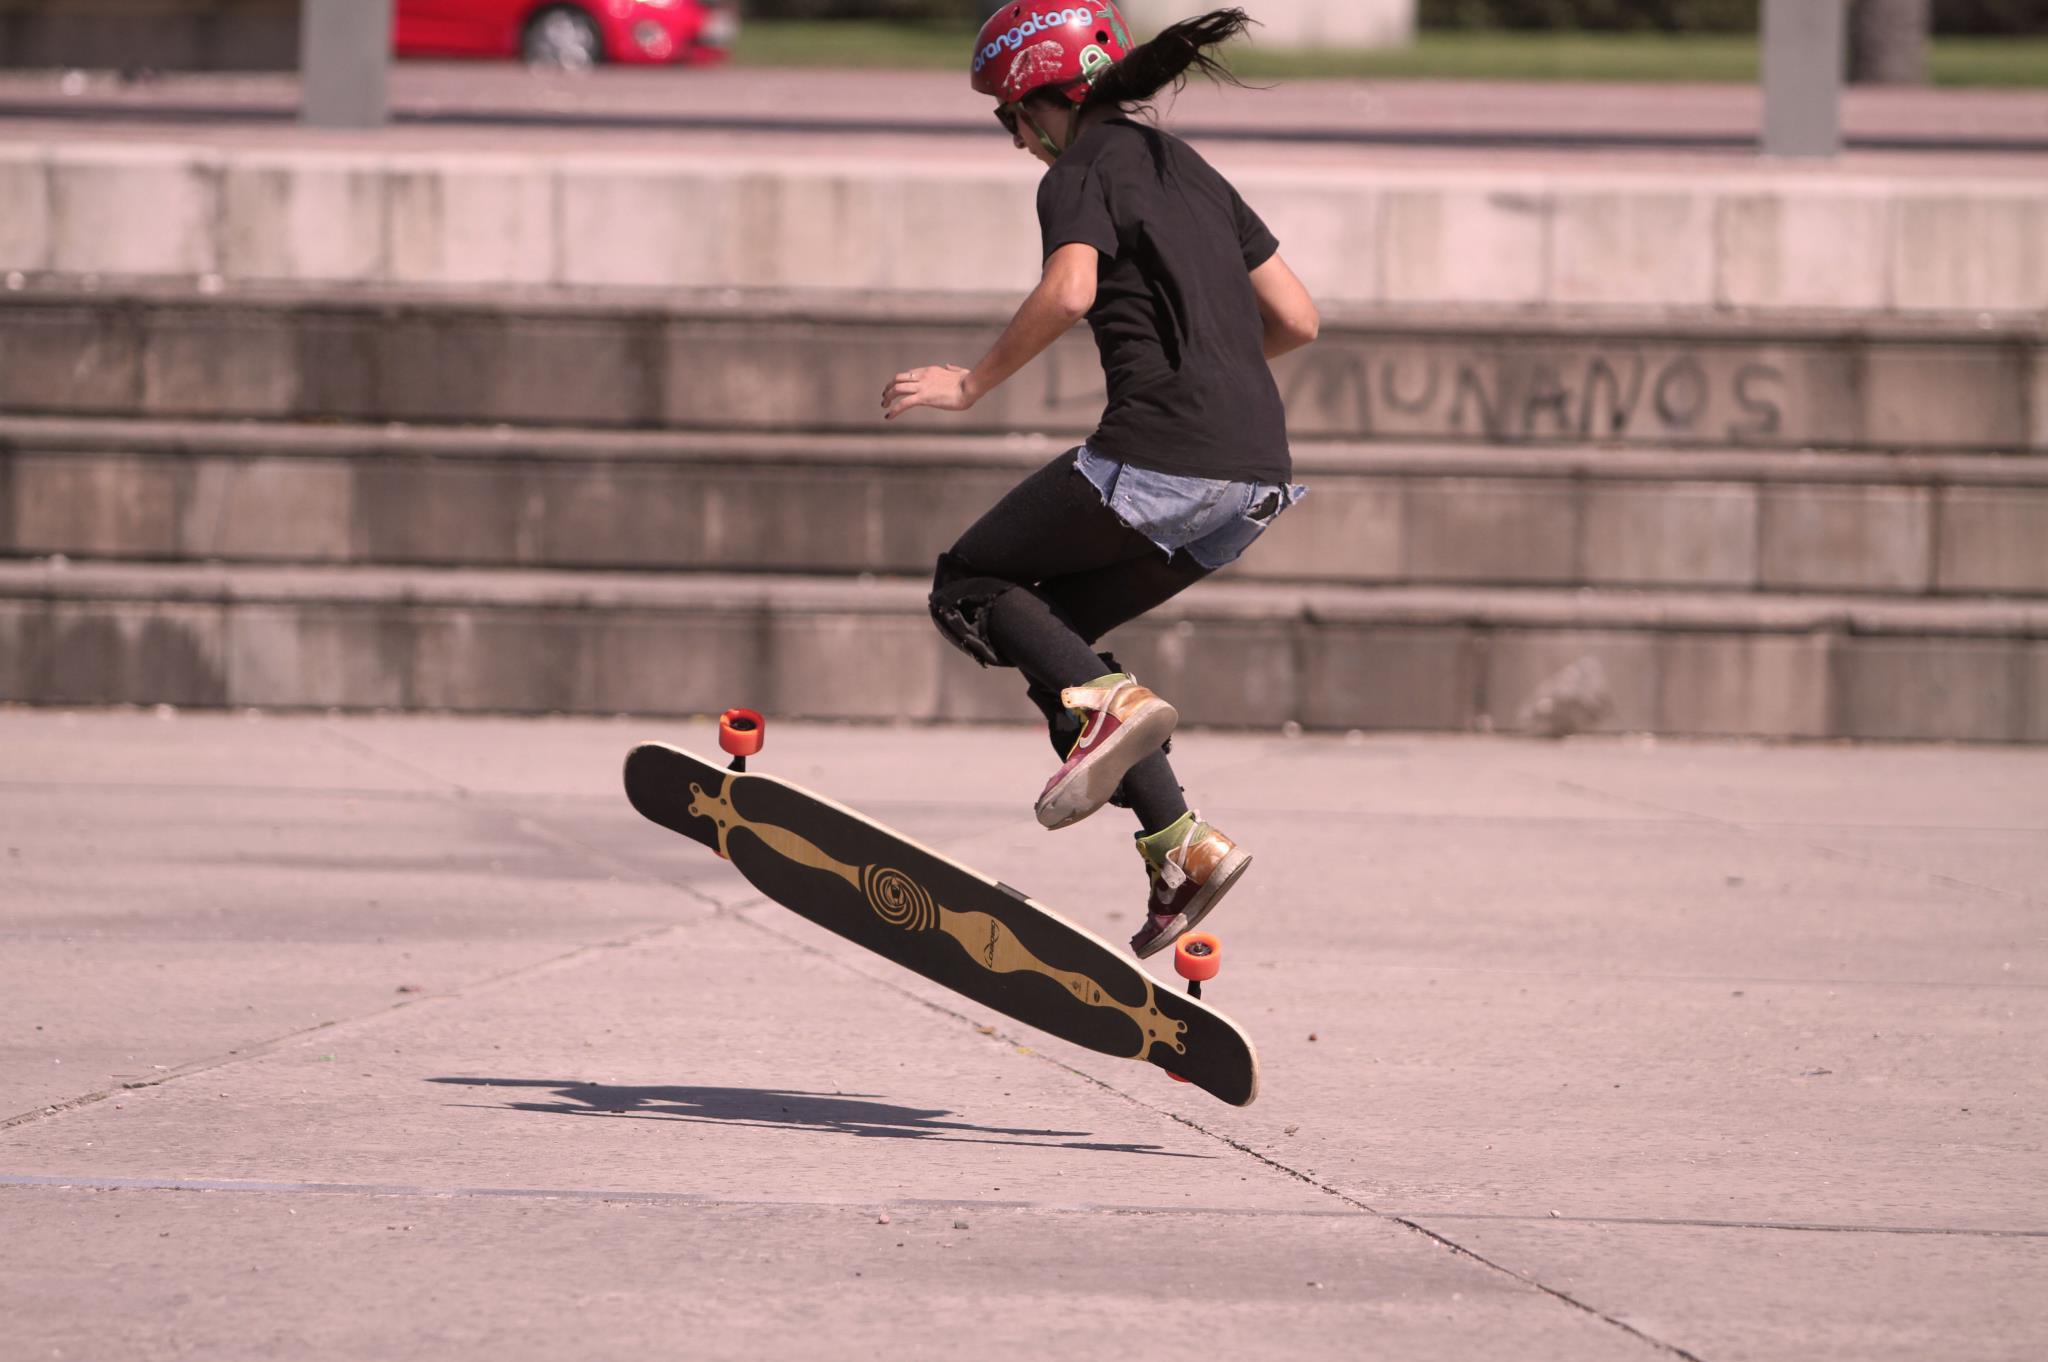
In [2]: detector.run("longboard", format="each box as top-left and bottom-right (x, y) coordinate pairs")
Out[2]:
(624, 740), (1259, 1106)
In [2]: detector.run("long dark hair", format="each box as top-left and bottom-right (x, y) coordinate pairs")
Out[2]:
(1079, 8), (1258, 112)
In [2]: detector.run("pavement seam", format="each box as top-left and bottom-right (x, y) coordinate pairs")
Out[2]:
(0, 1174), (1362, 1218)
(1, 1014), (349, 1132)
(669, 737), (1712, 1360)
(0, 921), (694, 1131)
(3, 722), (748, 1129)
(1388, 1211), (2048, 1239)
(716, 897), (1705, 1361)
(9, 1177), (2038, 1239)
(314, 720), (790, 917)
(1051, 1069), (1709, 1362)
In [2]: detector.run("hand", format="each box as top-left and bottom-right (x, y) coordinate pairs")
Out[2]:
(882, 365), (976, 421)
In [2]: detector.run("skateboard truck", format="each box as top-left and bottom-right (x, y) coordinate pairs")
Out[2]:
(719, 708), (766, 772)
(1168, 933), (1223, 1083)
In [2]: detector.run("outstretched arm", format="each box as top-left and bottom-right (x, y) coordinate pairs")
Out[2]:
(1251, 254), (1320, 361)
(882, 243), (1099, 420)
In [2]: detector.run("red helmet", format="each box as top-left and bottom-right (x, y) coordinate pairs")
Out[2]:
(970, 2), (1134, 106)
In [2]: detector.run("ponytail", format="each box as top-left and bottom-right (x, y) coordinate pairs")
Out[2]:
(1081, 8), (1257, 112)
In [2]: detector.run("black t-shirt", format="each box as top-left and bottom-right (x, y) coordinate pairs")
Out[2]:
(1036, 117), (1290, 483)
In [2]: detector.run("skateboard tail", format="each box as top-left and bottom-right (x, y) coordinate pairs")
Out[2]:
(1150, 999), (1259, 1106)
(623, 744), (725, 855)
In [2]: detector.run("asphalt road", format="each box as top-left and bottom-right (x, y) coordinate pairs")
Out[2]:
(3, 709), (2043, 1359)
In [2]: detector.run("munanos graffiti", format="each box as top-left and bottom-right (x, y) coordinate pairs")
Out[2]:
(1042, 336), (1797, 446)
(1280, 345), (1787, 444)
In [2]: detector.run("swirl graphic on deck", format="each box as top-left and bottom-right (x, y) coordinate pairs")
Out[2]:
(685, 771), (1187, 1057)
(864, 865), (938, 933)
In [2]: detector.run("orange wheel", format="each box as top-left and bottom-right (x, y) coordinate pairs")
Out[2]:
(1174, 932), (1222, 983)
(1169, 1073), (1191, 1084)
(719, 708), (766, 757)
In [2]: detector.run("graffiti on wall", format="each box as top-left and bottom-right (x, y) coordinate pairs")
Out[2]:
(1279, 347), (1789, 444)
(1041, 339), (1795, 445)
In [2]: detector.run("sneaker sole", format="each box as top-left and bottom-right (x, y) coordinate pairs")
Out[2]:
(1134, 846), (1252, 960)
(1034, 699), (1179, 831)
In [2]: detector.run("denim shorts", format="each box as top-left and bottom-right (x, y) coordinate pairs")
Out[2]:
(1075, 445), (1307, 571)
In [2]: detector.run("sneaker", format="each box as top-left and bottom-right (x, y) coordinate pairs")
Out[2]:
(1033, 673), (1177, 831)
(1128, 812), (1251, 958)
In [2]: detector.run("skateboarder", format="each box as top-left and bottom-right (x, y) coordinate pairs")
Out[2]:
(881, 4), (1320, 959)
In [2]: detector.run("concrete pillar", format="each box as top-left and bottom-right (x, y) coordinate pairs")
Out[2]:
(301, 0), (392, 129)
(1762, 0), (1846, 158)
(1119, 0), (1415, 50)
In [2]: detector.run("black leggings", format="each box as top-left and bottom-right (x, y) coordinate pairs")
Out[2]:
(929, 450), (1213, 833)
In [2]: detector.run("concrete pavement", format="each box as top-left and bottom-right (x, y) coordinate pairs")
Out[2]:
(2, 708), (2043, 1358)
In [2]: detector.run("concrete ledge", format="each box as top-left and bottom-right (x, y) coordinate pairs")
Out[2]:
(4, 141), (2048, 317)
(1, 288), (2041, 451)
(7, 418), (2047, 596)
(2, 562), (2041, 742)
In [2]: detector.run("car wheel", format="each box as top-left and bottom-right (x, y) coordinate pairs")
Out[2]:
(523, 5), (604, 70)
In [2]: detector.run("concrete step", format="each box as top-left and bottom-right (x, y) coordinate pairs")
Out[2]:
(4, 561), (2041, 743)
(4, 120), (2046, 317)
(3, 283), (2043, 451)
(6, 417), (2046, 598)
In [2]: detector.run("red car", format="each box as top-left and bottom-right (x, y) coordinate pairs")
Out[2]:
(395, 0), (737, 69)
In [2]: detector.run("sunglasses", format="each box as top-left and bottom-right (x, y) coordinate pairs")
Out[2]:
(995, 104), (1021, 136)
